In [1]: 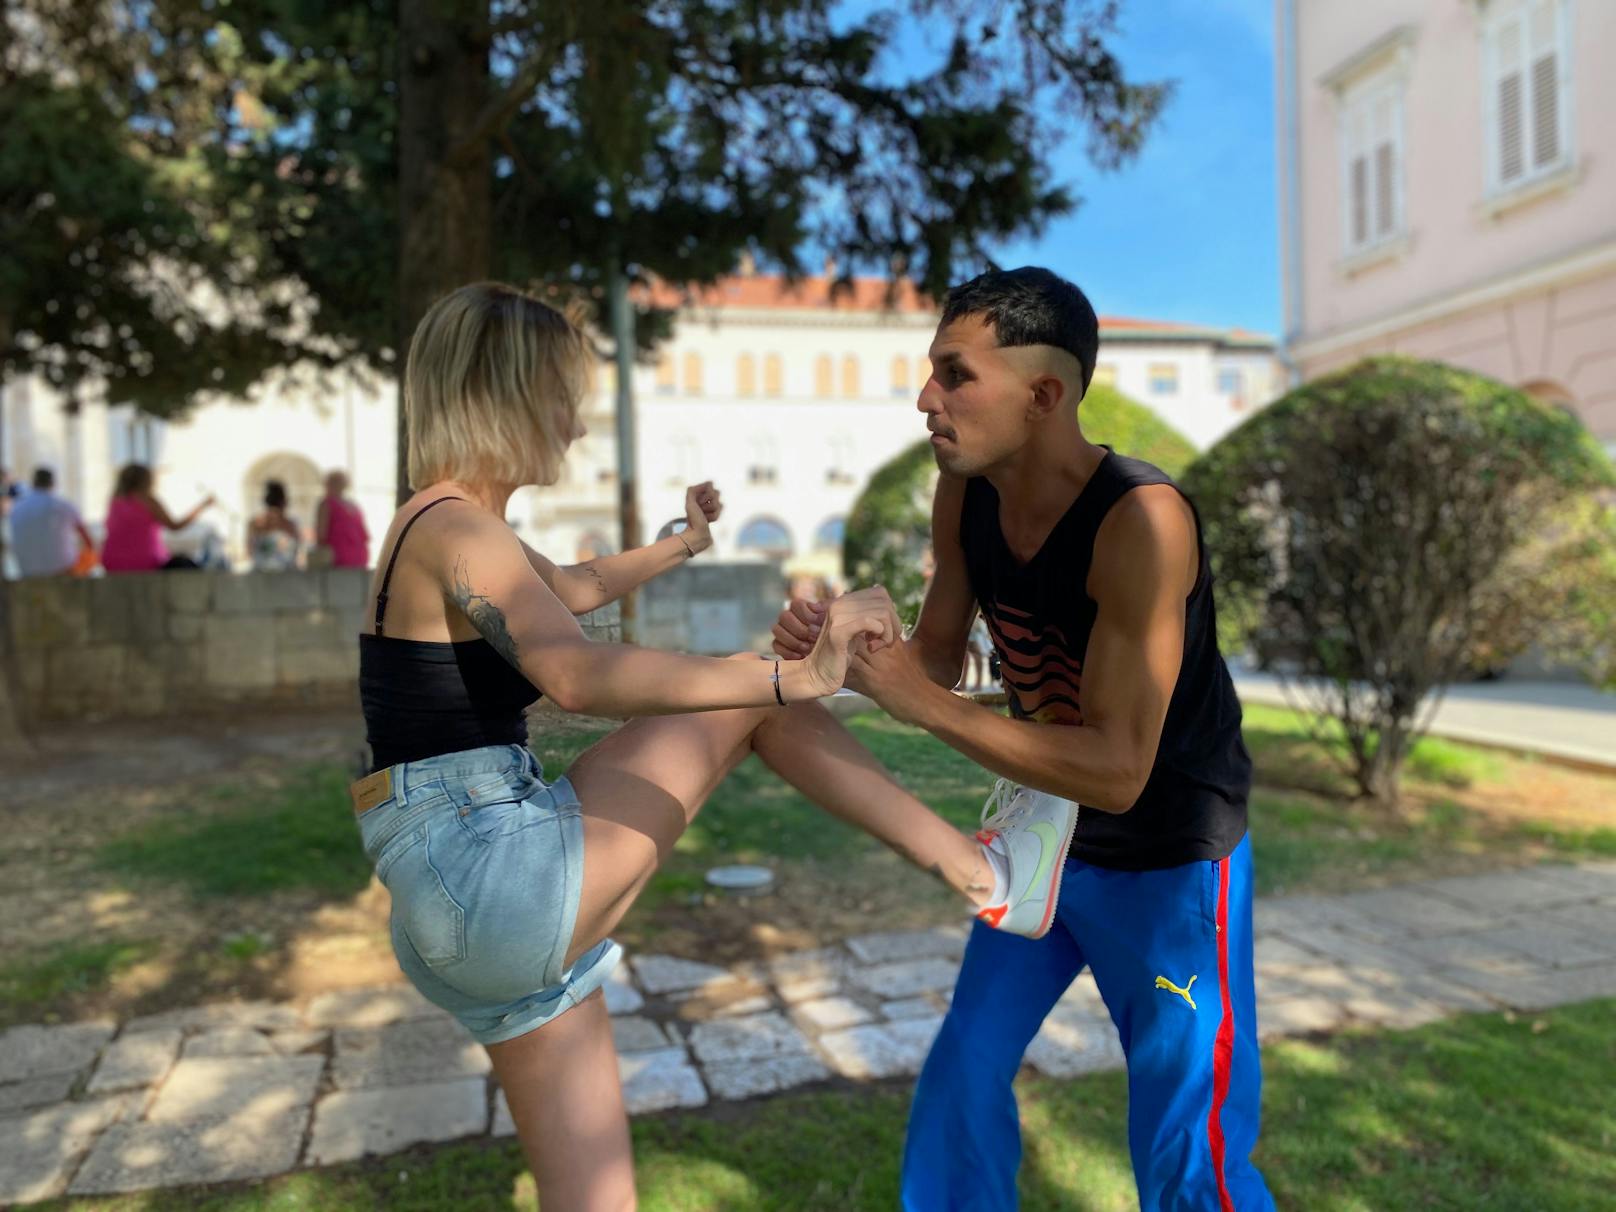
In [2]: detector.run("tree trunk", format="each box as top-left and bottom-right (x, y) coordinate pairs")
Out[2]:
(0, 328), (36, 759)
(395, 0), (493, 505)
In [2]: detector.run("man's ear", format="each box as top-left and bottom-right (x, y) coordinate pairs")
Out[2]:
(1025, 370), (1070, 422)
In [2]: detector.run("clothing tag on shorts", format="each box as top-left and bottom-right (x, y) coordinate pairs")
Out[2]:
(350, 769), (393, 816)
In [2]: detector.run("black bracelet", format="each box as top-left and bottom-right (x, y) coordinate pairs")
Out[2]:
(772, 658), (785, 706)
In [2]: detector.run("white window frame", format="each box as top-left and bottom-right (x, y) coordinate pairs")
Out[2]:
(1479, 0), (1575, 199)
(1336, 72), (1407, 258)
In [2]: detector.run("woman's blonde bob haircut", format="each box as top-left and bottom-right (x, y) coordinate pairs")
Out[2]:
(405, 281), (591, 490)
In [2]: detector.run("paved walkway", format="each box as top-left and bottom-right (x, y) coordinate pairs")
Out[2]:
(1229, 667), (1616, 770)
(4, 862), (1616, 1204)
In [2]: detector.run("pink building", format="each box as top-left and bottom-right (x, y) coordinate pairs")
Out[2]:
(1277, 0), (1616, 451)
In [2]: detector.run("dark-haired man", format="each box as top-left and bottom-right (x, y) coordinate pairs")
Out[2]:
(775, 267), (1272, 1210)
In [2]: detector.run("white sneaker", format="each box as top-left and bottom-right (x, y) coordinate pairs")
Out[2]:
(973, 779), (1079, 938)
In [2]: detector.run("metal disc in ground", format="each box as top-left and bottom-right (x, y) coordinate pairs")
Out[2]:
(705, 865), (776, 896)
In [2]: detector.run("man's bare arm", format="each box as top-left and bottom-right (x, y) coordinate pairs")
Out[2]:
(905, 473), (977, 687)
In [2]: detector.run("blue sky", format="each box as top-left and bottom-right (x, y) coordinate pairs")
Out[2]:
(887, 0), (1282, 336)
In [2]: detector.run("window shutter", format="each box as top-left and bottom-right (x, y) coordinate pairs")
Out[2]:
(1372, 92), (1396, 238)
(1350, 154), (1369, 247)
(1496, 16), (1527, 184)
(1528, 2), (1560, 169)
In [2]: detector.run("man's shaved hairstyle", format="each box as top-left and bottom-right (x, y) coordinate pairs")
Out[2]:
(940, 267), (1100, 394)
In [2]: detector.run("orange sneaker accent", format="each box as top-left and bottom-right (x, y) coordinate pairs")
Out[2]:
(977, 903), (1008, 928)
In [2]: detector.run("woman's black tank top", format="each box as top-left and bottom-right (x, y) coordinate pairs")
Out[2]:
(358, 497), (541, 771)
(958, 451), (1252, 871)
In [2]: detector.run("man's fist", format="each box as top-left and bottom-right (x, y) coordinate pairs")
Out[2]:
(771, 597), (825, 660)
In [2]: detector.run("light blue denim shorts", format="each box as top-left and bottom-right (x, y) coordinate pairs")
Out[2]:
(354, 744), (620, 1045)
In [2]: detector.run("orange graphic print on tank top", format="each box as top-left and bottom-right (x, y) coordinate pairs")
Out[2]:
(981, 601), (1085, 726)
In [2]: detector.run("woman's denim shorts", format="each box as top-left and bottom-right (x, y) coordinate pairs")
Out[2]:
(353, 744), (620, 1045)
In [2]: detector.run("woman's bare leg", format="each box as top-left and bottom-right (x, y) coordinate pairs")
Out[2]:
(486, 990), (633, 1212)
(564, 679), (991, 962)
(506, 661), (991, 1205)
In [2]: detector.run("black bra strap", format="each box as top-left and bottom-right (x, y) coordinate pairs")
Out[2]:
(374, 496), (464, 635)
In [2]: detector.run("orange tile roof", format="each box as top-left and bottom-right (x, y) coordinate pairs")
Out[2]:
(632, 273), (1272, 345)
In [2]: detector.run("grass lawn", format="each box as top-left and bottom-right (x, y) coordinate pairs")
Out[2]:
(34, 998), (1616, 1212)
(4, 703), (1611, 1027)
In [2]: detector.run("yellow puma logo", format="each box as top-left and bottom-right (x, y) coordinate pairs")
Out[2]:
(1154, 974), (1197, 1010)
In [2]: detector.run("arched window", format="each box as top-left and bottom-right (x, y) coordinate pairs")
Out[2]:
(814, 354), (834, 398)
(841, 355), (860, 398)
(763, 353), (784, 396)
(737, 516), (793, 560)
(917, 356), (932, 388)
(736, 353), (757, 397)
(683, 352), (703, 396)
(655, 354), (676, 395)
(814, 516), (846, 552)
(890, 355), (910, 397)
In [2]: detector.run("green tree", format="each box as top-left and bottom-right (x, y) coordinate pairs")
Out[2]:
(1183, 356), (1616, 807)
(844, 383), (1197, 620)
(200, 0), (1171, 497)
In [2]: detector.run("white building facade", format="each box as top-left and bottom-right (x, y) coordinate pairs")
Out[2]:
(4, 273), (1280, 580)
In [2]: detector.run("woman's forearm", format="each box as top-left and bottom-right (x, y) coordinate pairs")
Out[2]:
(556, 534), (700, 613)
(540, 640), (816, 717)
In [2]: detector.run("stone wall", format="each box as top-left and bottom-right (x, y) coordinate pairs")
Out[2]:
(637, 561), (787, 655)
(9, 572), (622, 723)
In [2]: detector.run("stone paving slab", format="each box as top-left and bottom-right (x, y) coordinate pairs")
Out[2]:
(848, 958), (961, 1000)
(1254, 936), (1329, 970)
(271, 1028), (331, 1055)
(1545, 901), (1616, 935)
(1419, 868), (1591, 915)
(619, 1047), (708, 1113)
(793, 996), (876, 1032)
(612, 1016), (672, 1053)
(845, 926), (967, 966)
(146, 1055), (324, 1125)
(1335, 887), (1489, 938)
(305, 985), (447, 1029)
(1477, 923), (1616, 968)
(0, 1072), (77, 1115)
(1385, 932), (1544, 977)
(603, 963), (645, 1015)
(817, 1016), (945, 1081)
(704, 1054), (833, 1101)
(87, 1028), (182, 1094)
(123, 1001), (300, 1035)
(687, 1012), (813, 1066)
(1027, 1012), (1125, 1079)
(331, 1017), (490, 1089)
(766, 947), (849, 986)
(0, 1021), (115, 1084)
(777, 975), (844, 1004)
(1341, 984), (1451, 1031)
(881, 998), (942, 1021)
(183, 1028), (279, 1058)
(0, 1097), (134, 1204)
(69, 1110), (307, 1195)
(1444, 963), (1616, 1011)
(306, 1078), (488, 1165)
(631, 955), (733, 995)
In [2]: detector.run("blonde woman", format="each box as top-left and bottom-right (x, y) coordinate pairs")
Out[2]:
(353, 282), (1074, 1209)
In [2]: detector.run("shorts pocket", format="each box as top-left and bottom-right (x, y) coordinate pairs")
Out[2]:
(384, 829), (467, 969)
(452, 773), (548, 844)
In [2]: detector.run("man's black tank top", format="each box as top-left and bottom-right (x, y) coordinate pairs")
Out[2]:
(958, 451), (1251, 870)
(358, 497), (541, 771)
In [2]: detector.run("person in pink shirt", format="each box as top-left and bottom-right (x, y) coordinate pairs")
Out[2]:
(314, 469), (369, 569)
(101, 464), (215, 573)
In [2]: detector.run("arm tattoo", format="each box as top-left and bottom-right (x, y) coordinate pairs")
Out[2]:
(584, 565), (608, 597)
(451, 557), (520, 668)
